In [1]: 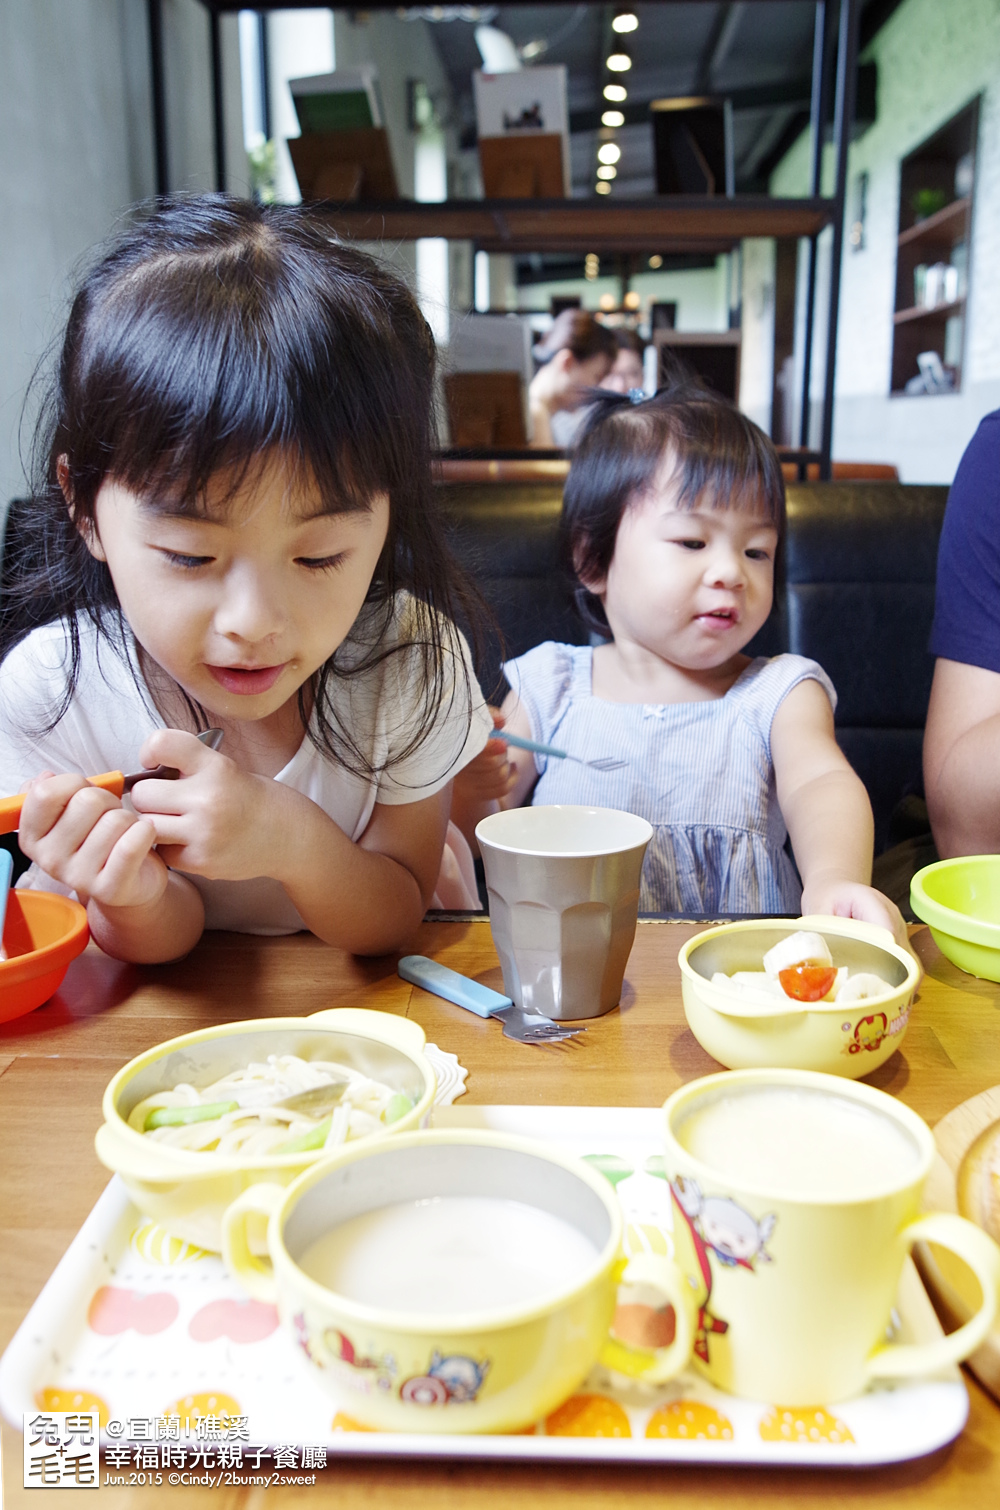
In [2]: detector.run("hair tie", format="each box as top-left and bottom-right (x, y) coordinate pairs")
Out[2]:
(628, 388), (645, 405)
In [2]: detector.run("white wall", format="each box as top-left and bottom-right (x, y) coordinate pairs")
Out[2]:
(266, 8), (336, 205)
(739, 238), (776, 434)
(0, 0), (245, 511)
(771, 0), (1000, 482)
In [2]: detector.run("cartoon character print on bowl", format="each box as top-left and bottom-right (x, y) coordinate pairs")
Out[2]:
(35, 1388), (110, 1428)
(841, 1013), (889, 1056)
(758, 1405), (854, 1444)
(645, 1400), (734, 1441)
(669, 1175), (776, 1365)
(292, 1313), (398, 1394)
(188, 1299), (279, 1344)
(545, 1394), (631, 1438)
(87, 1286), (179, 1336)
(399, 1351), (490, 1405)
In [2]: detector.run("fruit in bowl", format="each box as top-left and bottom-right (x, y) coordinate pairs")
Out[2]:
(677, 916), (920, 1077)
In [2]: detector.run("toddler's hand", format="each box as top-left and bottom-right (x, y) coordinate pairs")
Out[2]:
(800, 879), (910, 953)
(18, 771), (168, 909)
(130, 729), (292, 881)
(454, 708), (518, 805)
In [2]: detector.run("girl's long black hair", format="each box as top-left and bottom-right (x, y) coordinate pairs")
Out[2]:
(4, 195), (481, 781)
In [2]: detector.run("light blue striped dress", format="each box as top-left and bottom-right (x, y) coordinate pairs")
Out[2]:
(504, 644), (837, 916)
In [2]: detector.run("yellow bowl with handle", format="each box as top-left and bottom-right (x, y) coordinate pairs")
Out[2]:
(222, 1129), (696, 1434)
(910, 855), (1000, 980)
(95, 1009), (436, 1252)
(678, 916), (919, 1077)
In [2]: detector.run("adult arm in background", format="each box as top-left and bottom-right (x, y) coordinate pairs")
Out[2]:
(922, 411), (1000, 857)
(924, 659), (1000, 856)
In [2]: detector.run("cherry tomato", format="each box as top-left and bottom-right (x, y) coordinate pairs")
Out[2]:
(778, 964), (838, 1002)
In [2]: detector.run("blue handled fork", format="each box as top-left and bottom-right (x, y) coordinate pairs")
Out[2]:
(493, 729), (626, 773)
(398, 956), (585, 1045)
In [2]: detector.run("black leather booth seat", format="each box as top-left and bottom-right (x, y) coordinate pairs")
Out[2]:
(440, 480), (949, 856)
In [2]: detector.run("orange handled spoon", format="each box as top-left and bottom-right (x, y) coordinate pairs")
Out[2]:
(0, 728), (223, 835)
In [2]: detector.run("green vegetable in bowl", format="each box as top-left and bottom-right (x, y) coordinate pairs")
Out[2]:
(145, 1100), (239, 1130)
(384, 1092), (414, 1125)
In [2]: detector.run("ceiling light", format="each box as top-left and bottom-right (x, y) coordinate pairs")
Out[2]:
(597, 164), (617, 180)
(600, 293), (616, 311)
(595, 180), (612, 195)
(598, 142), (621, 165)
(606, 45), (632, 72)
(604, 83), (627, 103)
(612, 8), (639, 34)
(648, 254), (663, 269)
(624, 290), (641, 310)
(585, 253), (600, 278)
(602, 109), (625, 128)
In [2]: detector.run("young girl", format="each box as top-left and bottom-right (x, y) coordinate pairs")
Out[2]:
(456, 385), (905, 941)
(0, 197), (491, 963)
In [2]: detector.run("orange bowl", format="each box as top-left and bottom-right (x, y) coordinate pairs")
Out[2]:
(0, 889), (90, 1023)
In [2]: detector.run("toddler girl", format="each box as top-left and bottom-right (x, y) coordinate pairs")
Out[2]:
(458, 385), (904, 939)
(0, 197), (490, 962)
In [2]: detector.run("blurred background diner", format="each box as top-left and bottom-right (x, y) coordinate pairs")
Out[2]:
(528, 308), (617, 447)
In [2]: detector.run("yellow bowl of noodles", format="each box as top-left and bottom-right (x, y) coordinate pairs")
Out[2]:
(95, 1008), (436, 1252)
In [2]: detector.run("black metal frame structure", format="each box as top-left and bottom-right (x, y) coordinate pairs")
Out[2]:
(150, 0), (861, 479)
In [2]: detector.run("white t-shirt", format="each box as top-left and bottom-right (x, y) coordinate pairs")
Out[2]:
(0, 597), (491, 934)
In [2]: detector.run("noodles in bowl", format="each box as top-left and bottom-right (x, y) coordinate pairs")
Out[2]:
(130, 1054), (414, 1156)
(96, 1009), (436, 1251)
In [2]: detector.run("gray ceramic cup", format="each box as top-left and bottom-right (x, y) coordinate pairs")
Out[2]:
(475, 806), (654, 1021)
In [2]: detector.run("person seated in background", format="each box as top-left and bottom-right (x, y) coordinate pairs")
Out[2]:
(600, 328), (647, 396)
(528, 310), (617, 448)
(923, 410), (1000, 856)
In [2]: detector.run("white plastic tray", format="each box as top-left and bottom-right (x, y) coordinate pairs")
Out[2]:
(0, 1104), (967, 1466)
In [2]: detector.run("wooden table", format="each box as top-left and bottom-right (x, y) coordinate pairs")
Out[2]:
(2, 918), (998, 1506)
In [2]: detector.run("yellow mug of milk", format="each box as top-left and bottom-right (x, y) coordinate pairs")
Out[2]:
(661, 1068), (1000, 1404)
(222, 1129), (696, 1434)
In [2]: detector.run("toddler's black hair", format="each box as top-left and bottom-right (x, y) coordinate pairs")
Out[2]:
(4, 194), (481, 780)
(560, 381), (786, 636)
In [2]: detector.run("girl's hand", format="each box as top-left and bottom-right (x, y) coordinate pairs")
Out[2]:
(18, 771), (168, 909)
(454, 708), (518, 804)
(800, 878), (910, 953)
(129, 729), (293, 881)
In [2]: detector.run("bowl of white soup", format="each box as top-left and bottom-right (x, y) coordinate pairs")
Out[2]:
(221, 1129), (695, 1433)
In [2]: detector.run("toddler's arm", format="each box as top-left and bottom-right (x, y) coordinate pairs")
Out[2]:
(18, 772), (204, 962)
(771, 680), (908, 949)
(448, 699), (539, 851)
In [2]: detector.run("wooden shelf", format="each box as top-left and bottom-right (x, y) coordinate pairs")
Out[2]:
(312, 195), (834, 253)
(893, 297), (966, 325)
(891, 101), (978, 395)
(897, 197), (970, 248)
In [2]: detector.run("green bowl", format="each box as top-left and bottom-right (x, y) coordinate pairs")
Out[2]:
(910, 856), (1000, 980)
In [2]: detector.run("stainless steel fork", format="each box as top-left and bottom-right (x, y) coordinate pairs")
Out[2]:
(397, 956), (585, 1045)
